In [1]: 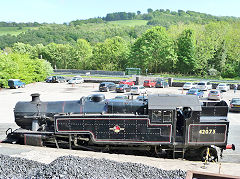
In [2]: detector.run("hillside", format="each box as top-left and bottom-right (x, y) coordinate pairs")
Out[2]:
(107, 20), (148, 26)
(0, 27), (38, 36)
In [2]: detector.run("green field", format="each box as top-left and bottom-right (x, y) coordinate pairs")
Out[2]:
(0, 27), (37, 36)
(107, 20), (148, 26)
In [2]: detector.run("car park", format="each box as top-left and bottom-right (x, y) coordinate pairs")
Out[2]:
(196, 81), (212, 91)
(208, 90), (223, 100)
(115, 84), (131, 93)
(229, 98), (240, 112)
(99, 82), (116, 92)
(216, 83), (230, 92)
(182, 82), (197, 90)
(51, 76), (66, 83)
(131, 85), (147, 95)
(143, 80), (156, 88)
(119, 80), (135, 86)
(155, 79), (169, 88)
(68, 76), (84, 84)
(8, 79), (25, 89)
(186, 88), (204, 98)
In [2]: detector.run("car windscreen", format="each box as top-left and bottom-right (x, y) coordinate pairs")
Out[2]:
(131, 87), (138, 89)
(210, 91), (218, 94)
(198, 83), (205, 85)
(189, 89), (197, 92)
(185, 83), (191, 85)
(118, 84), (125, 87)
(218, 84), (226, 86)
(232, 99), (240, 103)
(100, 83), (106, 87)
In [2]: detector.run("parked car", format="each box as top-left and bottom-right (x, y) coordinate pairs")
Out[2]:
(143, 80), (156, 88)
(131, 85), (147, 95)
(229, 98), (240, 112)
(182, 82), (197, 90)
(119, 80), (135, 86)
(155, 80), (169, 88)
(196, 81), (212, 91)
(208, 90), (223, 100)
(186, 88), (204, 98)
(8, 79), (25, 89)
(99, 82), (116, 92)
(51, 76), (66, 83)
(45, 76), (52, 83)
(115, 84), (131, 93)
(68, 76), (84, 84)
(216, 83), (230, 92)
(114, 95), (128, 100)
(136, 95), (148, 102)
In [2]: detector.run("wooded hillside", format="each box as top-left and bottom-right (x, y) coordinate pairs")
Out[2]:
(0, 8), (240, 81)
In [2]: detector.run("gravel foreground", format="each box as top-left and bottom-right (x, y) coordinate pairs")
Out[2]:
(0, 154), (186, 179)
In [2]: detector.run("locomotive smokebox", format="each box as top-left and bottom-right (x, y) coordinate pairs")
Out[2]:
(31, 93), (40, 103)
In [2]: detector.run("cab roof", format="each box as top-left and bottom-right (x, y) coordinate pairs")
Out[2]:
(148, 94), (201, 111)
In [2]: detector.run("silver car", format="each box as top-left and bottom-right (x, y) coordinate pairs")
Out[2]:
(216, 83), (230, 92)
(183, 82), (197, 90)
(208, 90), (223, 100)
(131, 85), (147, 95)
(68, 76), (84, 84)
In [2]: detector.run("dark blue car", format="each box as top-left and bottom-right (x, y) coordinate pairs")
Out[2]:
(8, 79), (25, 89)
(186, 88), (204, 98)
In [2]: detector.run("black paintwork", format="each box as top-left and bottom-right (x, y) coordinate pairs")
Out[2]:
(10, 93), (231, 157)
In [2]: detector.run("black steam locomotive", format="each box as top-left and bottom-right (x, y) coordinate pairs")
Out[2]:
(3, 93), (235, 161)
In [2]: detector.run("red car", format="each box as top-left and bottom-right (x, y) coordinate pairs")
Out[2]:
(119, 80), (135, 86)
(143, 80), (156, 88)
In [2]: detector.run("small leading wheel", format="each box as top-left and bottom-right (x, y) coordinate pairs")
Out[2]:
(200, 147), (218, 162)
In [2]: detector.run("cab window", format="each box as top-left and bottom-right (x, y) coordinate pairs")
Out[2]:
(151, 110), (173, 123)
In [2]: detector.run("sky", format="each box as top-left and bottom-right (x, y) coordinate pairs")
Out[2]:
(0, 0), (240, 24)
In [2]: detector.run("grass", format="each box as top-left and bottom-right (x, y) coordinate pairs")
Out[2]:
(0, 27), (38, 36)
(107, 20), (148, 26)
(56, 74), (130, 80)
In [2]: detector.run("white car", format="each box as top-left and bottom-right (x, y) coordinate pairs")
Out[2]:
(216, 83), (230, 92)
(131, 85), (147, 95)
(68, 76), (84, 84)
(208, 90), (223, 100)
(183, 82), (197, 90)
(196, 81), (212, 91)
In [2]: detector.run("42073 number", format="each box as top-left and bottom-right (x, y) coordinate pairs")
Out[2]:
(199, 129), (216, 134)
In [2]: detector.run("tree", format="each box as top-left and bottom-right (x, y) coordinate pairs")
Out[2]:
(91, 36), (130, 71)
(176, 29), (197, 74)
(209, 40), (227, 73)
(71, 39), (92, 69)
(147, 8), (153, 14)
(129, 26), (177, 73)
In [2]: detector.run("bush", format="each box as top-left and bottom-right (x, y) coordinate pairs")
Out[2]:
(221, 64), (237, 78)
(0, 53), (53, 88)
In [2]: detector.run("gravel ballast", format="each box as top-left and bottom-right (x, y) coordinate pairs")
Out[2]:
(0, 154), (186, 179)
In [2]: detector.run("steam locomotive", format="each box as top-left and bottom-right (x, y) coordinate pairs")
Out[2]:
(3, 93), (235, 161)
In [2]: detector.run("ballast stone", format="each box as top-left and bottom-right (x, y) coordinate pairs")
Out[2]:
(0, 155), (186, 179)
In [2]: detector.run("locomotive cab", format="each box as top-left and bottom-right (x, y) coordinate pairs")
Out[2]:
(148, 94), (201, 144)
